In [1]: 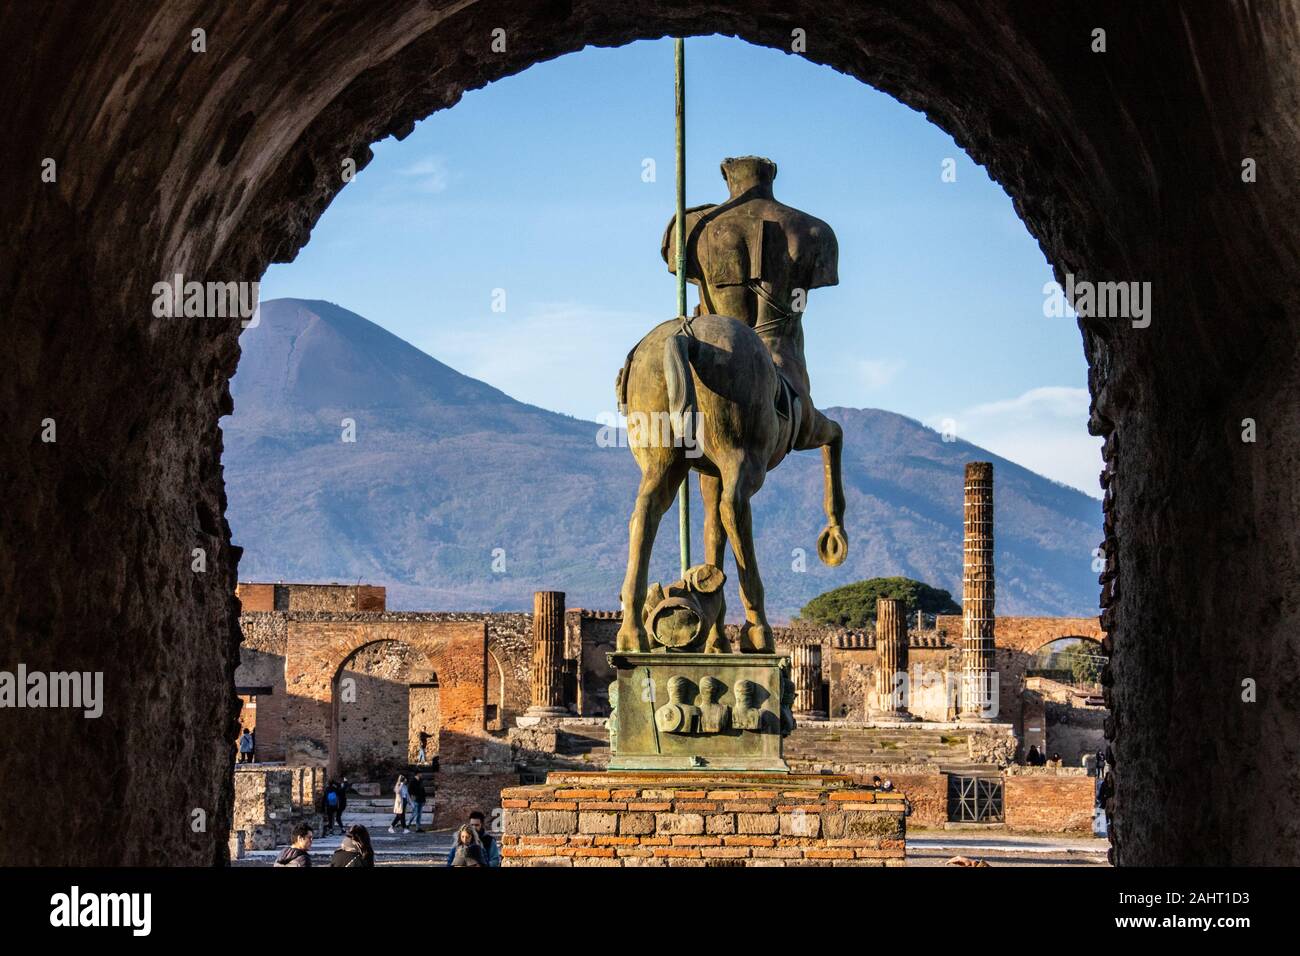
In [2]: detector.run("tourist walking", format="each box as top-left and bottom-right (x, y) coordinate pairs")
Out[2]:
(321, 778), (346, 835)
(447, 824), (486, 867)
(273, 824), (314, 867)
(329, 824), (375, 867)
(416, 731), (431, 764)
(1027, 745), (1046, 766)
(389, 774), (409, 833)
(408, 773), (427, 832)
(238, 728), (254, 763)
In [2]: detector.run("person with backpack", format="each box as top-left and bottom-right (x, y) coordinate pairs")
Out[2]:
(321, 779), (344, 836)
(388, 774), (409, 833)
(407, 774), (427, 832)
(237, 728), (254, 764)
(274, 824), (313, 867)
(329, 824), (375, 867)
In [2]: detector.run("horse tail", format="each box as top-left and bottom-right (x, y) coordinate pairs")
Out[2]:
(663, 332), (697, 446)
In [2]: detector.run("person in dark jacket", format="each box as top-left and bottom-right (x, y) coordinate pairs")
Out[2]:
(407, 774), (428, 832)
(448, 825), (485, 867)
(1027, 745), (1046, 766)
(329, 824), (375, 867)
(274, 824), (314, 867)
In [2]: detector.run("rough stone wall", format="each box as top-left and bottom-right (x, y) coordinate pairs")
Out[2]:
(822, 646), (958, 720)
(888, 773), (948, 829)
(5, 0), (1298, 867)
(1045, 701), (1107, 767)
(1003, 772), (1095, 833)
(237, 582), (386, 612)
(234, 612), (289, 759)
(571, 610), (620, 716)
(230, 765), (322, 850)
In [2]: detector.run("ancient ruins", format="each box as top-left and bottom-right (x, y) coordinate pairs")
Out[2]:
(230, 463), (1106, 860)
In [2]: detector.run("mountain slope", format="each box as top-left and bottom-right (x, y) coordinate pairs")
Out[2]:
(222, 298), (1102, 620)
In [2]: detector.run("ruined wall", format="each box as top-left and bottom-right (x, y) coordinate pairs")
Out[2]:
(1003, 770), (1095, 833)
(571, 610), (621, 716)
(237, 582), (386, 612)
(335, 641), (434, 775)
(234, 612), (288, 760)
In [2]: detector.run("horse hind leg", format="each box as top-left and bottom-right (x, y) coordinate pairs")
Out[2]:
(616, 449), (690, 652)
(717, 456), (774, 653)
(698, 472), (730, 653)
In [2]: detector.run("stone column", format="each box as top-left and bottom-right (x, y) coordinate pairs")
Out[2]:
(874, 598), (913, 719)
(959, 461), (998, 719)
(790, 644), (825, 718)
(526, 591), (569, 717)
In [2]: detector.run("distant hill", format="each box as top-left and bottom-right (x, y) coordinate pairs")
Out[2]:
(222, 298), (1102, 620)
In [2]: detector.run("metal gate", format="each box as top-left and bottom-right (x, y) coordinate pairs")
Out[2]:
(947, 775), (1004, 823)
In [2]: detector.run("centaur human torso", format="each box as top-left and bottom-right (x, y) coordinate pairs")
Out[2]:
(614, 156), (848, 655)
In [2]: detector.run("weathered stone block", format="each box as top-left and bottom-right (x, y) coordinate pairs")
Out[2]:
(655, 812), (705, 835)
(536, 810), (577, 834)
(504, 810), (538, 835)
(781, 811), (822, 837)
(579, 811), (619, 834)
(619, 811), (655, 835)
(736, 812), (780, 834)
(706, 813), (736, 834)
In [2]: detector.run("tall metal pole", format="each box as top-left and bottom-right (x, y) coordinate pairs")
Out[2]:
(674, 37), (690, 577)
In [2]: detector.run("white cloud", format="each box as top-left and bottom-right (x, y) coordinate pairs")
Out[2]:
(928, 386), (1103, 498)
(397, 156), (450, 194)
(417, 301), (659, 421)
(857, 357), (905, 390)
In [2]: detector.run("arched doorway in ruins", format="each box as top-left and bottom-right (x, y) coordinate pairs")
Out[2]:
(5, 3), (1298, 866)
(330, 640), (441, 780)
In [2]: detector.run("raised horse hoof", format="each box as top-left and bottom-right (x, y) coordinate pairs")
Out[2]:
(817, 523), (848, 566)
(615, 625), (650, 653)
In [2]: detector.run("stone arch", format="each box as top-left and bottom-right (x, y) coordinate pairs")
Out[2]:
(4, 2), (1299, 865)
(330, 638), (439, 778)
(283, 619), (488, 777)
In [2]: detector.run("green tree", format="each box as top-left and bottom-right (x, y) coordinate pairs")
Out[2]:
(1056, 639), (1104, 684)
(798, 577), (960, 628)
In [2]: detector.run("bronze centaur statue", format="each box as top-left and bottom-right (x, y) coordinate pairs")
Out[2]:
(614, 156), (847, 655)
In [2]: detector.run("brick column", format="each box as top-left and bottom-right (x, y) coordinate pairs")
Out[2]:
(959, 461), (998, 719)
(526, 591), (569, 716)
(790, 644), (825, 718)
(874, 597), (913, 719)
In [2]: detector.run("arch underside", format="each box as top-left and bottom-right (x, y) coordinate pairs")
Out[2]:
(2, 1), (1298, 865)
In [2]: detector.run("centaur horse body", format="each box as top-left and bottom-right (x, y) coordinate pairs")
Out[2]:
(614, 156), (848, 655)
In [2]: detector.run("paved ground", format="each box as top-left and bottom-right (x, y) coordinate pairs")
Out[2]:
(236, 809), (1110, 867)
(235, 804), (457, 867)
(907, 829), (1111, 867)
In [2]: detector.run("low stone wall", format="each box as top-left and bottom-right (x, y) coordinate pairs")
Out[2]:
(888, 773), (948, 828)
(1003, 770), (1095, 832)
(500, 772), (907, 867)
(230, 765), (323, 853)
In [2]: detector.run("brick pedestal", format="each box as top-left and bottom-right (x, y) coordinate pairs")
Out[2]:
(500, 772), (907, 867)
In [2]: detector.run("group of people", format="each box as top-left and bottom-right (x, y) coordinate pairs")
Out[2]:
(1026, 746), (1064, 767)
(388, 773), (430, 832)
(273, 808), (500, 867)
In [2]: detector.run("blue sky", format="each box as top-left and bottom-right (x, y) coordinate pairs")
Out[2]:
(260, 36), (1102, 498)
